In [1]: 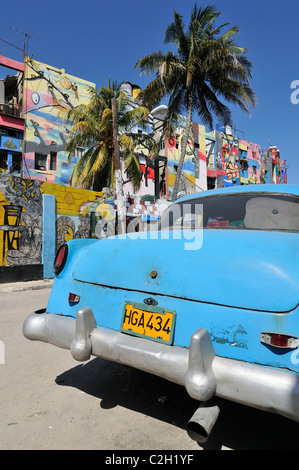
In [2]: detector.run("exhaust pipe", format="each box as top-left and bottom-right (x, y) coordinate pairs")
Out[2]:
(187, 401), (220, 443)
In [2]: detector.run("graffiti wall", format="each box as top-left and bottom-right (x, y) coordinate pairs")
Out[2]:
(40, 182), (113, 250)
(0, 174), (108, 280)
(196, 123), (208, 191)
(239, 140), (271, 185)
(0, 174), (42, 268)
(221, 133), (240, 186)
(0, 174), (167, 282)
(269, 146), (287, 184)
(23, 57), (95, 185)
(215, 130), (272, 187)
(167, 119), (207, 199)
(205, 132), (217, 189)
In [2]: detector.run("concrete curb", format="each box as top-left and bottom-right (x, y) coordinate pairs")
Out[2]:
(0, 279), (54, 293)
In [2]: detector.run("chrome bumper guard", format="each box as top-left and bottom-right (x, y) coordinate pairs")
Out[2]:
(23, 307), (299, 423)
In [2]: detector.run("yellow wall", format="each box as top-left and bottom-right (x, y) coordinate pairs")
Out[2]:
(0, 191), (10, 266)
(0, 172), (119, 268)
(40, 183), (106, 217)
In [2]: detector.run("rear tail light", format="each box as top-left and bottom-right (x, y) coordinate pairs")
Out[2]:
(53, 244), (68, 275)
(208, 218), (229, 228)
(261, 332), (298, 349)
(68, 293), (80, 304)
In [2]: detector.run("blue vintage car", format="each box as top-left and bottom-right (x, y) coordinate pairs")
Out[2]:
(23, 184), (299, 442)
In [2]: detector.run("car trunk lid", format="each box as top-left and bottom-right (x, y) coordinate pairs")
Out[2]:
(73, 230), (299, 313)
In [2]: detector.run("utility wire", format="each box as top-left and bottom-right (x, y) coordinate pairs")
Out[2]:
(0, 36), (24, 52)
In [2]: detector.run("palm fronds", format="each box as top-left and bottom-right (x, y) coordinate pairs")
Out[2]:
(63, 81), (158, 192)
(135, 3), (256, 200)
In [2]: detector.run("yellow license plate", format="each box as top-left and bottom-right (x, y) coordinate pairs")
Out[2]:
(121, 302), (176, 345)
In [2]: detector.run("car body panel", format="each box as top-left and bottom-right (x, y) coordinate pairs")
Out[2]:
(69, 230), (299, 313)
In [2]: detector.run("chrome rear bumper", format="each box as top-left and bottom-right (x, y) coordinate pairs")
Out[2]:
(23, 307), (299, 423)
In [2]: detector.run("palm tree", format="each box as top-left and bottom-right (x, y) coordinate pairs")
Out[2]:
(64, 80), (158, 192)
(135, 4), (256, 201)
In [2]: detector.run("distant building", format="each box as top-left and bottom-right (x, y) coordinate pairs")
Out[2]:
(0, 55), (24, 174)
(0, 54), (95, 185)
(269, 146), (288, 184)
(22, 57), (95, 185)
(149, 110), (288, 201)
(0, 59), (288, 200)
(214, 124), (272, 188)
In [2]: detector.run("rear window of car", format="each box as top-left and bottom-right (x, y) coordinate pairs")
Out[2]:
(159, 193), (299, 232)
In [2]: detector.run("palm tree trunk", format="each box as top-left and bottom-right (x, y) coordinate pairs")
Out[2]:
(171, 91), (193, 202)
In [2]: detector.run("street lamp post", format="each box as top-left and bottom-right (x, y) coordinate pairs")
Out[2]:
(111, 97), (126, 235)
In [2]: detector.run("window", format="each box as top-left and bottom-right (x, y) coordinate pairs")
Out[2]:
(0, 151), (7, 170)
(35, 153), (47, 170)
(12, 153), (21, 172)
(50, 152), (57, 171)
(159, 193), (299, 232)
(207, 177), (216, 190)
(75, 147), (85, 159)
(240, 161), (248, 171)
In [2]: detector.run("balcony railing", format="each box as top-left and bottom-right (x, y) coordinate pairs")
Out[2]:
(0, 101), (23, 118)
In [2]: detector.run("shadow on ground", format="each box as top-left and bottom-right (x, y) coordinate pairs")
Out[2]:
(56, 357), (299, 450)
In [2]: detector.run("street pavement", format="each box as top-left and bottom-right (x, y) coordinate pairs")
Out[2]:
(0, 286), (203, 451)
(0, 278), (54, 293)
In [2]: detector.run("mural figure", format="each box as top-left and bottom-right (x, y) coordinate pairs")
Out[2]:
(0, 175), (42, 266)
(0, 204), (22, 266)
(23, 57), (95, 185)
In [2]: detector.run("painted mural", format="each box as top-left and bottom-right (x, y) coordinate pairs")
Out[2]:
(221, 133), (239, 186)
(196, 123), (208, 191)
(0, 174), (109, 268)
(23, 57), (95, 185)
(0, 174), (42, 267)
(269, 146), (287, 184)
(0, 174), (165, 273)
(239, 140), (271, 185)
(39, 182), (114, 250)
(166, 118), (207, 198)
(215, 131), (272, 188)
(205, 133), (217, 189)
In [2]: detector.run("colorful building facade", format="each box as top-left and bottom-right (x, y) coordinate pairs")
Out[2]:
(0, 55), (289, 202)
(0, 54), (24, 174)
(214, 127), (273, 188)
(0, 55), (95, 185)
(151, 115), (287, 200)
(22, 57), (95, 185)
(269, 145), (288, 184)
(151, 106), (208, 200)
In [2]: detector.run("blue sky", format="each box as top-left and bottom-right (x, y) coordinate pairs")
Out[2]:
(1, 0), (299, 184)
